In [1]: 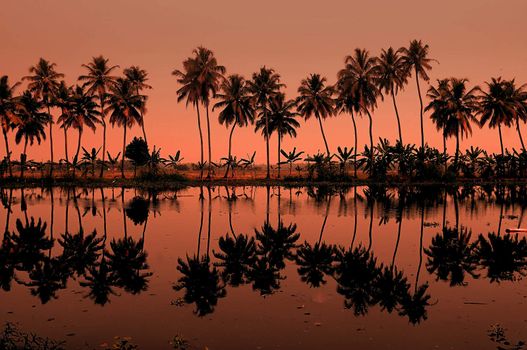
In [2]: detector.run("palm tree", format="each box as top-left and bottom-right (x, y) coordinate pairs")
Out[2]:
(57, 85), (101, 166)
(376, 47), (409, 144)
(23, 58), (64, 177)
(173, 57), (206, 179)
(426, 78), (479, 172)
(256, 93), (299, 178)
(55, 81), (72, 165)
(105, 78), (144, 178)
(335, 81), (360, 177)
(188, 47), (225, 178)
(213, 74), (255, 177)
(337, 49), (381, 170)
(296, 73), (335, 156)
(123, 66), (152, 144)
(15, 91), (51, 178)
(248, 67), (284, 179)
(401, 40), (435, 150)
(426, 78), (451, 170)
(478, 77), (522, 156)
(511, 80), (527, 152)
(0, 76), (22, 177)
(79, 56), (119, 177)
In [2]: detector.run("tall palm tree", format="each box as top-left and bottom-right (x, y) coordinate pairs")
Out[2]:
(173, 56), (205, 178)
(478, 77), (523, 156)
(256, 93), (299, 178)
(0, 76), (22, 177)
(55, 81), (72, 164)
(335, 80), (360, 177)
(213, 74), (255, 177)
(376, 47), (409, 144)
(57, 86), (101, 165)
(105, 78), (144, 178)
(512, 81), (527, 152)
(23, 58), (64, 177)
(426, 78), (452, 170)
(296, 73), (335, 156)
(248, 67), (284, 179)
(401, 40), (435, 150)
(337, 49), (381, 170)
(79, 56), (119, 177)
(15, 91), (51, 178)
(426, 78), (479, 172)
(124, 66), (152, 144)
(192, 47), (225, 178)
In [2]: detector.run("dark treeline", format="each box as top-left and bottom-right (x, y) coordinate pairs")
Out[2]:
(2, 40), (527, 182)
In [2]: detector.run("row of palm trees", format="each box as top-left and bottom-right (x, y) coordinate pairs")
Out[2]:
(2, 40), (527, 181)
(0, 57), (150, 179)
(173, 41), (527, 179)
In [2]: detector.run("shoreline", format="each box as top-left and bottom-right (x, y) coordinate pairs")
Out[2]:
(3, 175), (527, 189)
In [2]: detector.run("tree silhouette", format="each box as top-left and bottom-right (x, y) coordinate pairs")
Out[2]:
(23, 58), (64, 177)
(79, 55), (119, 177)
(296, 73), (334, 156)
(424, 226), (479, 286)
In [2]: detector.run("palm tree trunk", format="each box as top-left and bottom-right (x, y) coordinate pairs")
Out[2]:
(224, 123), (236, 178)
(366, 108), (374, 175)
(99, 96), (106, 178)
(391, 88), (403, 145)
(49, 189), (54, 257)
(2, 127), (13, 177)
(277, 132), (281, 179)
(122, 189), (127, 238)
(195, 102), (204, 179)
(455, 130), (460, 175)
(316, 112), (330, 156)
(351, 111), (358, 178)
(367, 204), (373, 251)
(74, 130), (82, 165)
(137, 87), (148, 145)
(100, 188), (107, 243)
(63, 127), (69, 164)
(205, 102), (212, 178)
(498, 124), (504, 156)
(318, 197), (331, 244)
(47, 105), (54, 178)
(443, 133), (447, 174)
(266, 185), (270, 225)
(197, 186), (204, 255)
(121, 125), (127, 178)
(351, 187), (358, 248)
(265, 109), (270, 179)
(415, 203), (425, 290)
(21, 138), (28, 179)
(391, 216), (402, 268)
(516, 118), (526, 152)
(206, 186), (212, 258)
(415, 68), (425, 150)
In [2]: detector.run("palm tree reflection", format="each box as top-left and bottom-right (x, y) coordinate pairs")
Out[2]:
(425, 226), (479, 286)
(175, 186), (226, 316)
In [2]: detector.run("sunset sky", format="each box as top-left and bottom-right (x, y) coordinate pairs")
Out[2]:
(1, 0), (527, 162)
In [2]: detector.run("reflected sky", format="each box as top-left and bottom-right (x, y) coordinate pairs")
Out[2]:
(0, 185), (526, 349)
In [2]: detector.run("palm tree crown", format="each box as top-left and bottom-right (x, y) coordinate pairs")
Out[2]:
(248, 67), (284, 179)
(296, 73), (334, 155)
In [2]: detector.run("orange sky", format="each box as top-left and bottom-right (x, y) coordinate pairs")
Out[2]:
(1, 0), (527, 162)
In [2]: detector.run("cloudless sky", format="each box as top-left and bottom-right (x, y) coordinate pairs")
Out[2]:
(1, 0), (527, 162)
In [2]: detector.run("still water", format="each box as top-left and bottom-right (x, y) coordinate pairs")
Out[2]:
(1, 185), (527, 349)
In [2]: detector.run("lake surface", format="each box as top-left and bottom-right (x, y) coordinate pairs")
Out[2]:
(1, 185), (527, 349)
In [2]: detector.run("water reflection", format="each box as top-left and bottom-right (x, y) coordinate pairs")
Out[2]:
(0, 187), (153, 306)
(1, 184), (527, 329)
